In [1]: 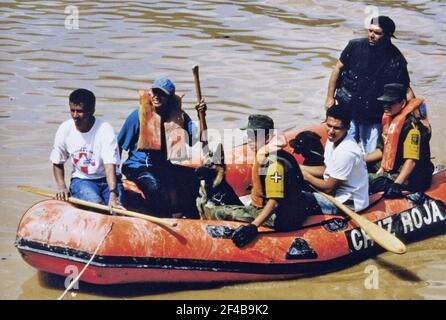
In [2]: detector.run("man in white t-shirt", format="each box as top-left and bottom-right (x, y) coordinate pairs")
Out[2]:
(301, 104), (369, 213)
(50, 88), (123, 209)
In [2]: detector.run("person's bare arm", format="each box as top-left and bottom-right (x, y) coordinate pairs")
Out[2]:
(53, 163), (69, 201)
(300, 165), (326, 178)
(325, 60), (344, 110)
(364, 149), (383, 163)
(104, 163), (124, 209)
(394, 159), (416, 185)
(303, 171), (342, 194)
(251, 198), (277, 227)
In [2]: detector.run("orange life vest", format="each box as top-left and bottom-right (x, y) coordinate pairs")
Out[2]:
(250, 134), (287, 208)
(137, 90), (189, 161)
(250, 159), (264, 208)
(381, 98), (424, 172)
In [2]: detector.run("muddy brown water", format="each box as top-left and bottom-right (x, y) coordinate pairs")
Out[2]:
(1, 1), (446, 300)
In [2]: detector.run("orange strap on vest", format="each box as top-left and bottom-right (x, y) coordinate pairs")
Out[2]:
(137, 90), (162, 150)
(381, 98), (424, 172)
(250, 157), (264, 208)
(137, 90), (188, 161)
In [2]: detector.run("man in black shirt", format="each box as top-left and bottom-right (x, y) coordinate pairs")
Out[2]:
(325, 16), (412, 154)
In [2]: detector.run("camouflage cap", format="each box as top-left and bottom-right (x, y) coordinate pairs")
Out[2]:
(241, 114), (274, 131)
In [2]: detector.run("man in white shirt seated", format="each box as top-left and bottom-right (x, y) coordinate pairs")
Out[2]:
(50, 88), (123, 209)
(301, 104), (369, 213)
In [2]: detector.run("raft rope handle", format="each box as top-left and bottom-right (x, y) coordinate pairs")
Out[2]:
(57, 222), (114, 300)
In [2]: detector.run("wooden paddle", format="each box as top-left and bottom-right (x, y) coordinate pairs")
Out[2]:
(316, 190), (406, 254)
(18, 185), (177, 227)
(192, 65), (208, 148)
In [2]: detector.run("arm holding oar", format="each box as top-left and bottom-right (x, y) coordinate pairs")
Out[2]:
(104, 163), (125, 210)
(315, 189), (406, 254)
(301, 104), (406, 254)
(53, 163), (70, 201)
(301, 152), (406, 254)
(18, 185), (177, 228)
(302, 166), (406, 254)
(192, 65), (208, 149)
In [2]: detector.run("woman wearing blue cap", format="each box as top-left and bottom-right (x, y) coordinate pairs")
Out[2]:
(118, 77), (206, 216)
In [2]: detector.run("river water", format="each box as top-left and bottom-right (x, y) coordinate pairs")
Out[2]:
(1, 0), (446, 300)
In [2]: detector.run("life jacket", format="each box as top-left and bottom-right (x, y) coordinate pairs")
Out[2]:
(250, 135), (287, 208)
(137, 90), (189, 161)
(381, 98), (424, 172)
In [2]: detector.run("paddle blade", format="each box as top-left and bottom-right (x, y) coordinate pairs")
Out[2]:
(349, 211), (407, 254)
(317, 190), (407, 254)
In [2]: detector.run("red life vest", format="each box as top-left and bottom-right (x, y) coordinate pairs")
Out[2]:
(137, 90), (188, 161)
(381, 98), (424, 172)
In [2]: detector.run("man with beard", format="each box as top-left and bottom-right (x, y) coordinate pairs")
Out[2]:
(324, 16), (413, 154)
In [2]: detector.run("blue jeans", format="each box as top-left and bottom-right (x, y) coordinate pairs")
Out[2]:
(311, 192), (340, 215)
(348, 120), (382, 154)
(122, 165), (176, 214)
(304, 192), (355, 215)
(122, 163), (199, 216)
(134, 170), (166, 213)
(70, 177), (123, 205)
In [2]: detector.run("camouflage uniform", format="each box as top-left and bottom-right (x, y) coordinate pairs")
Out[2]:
(210, 149), (307, 231)
(211, 204), (276, 228)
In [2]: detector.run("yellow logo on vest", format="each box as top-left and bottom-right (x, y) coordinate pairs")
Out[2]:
(265, 162), (284, 199)
(403, 125), (420, 160)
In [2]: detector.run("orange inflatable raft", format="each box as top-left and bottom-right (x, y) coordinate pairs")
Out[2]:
(15, 125), (446, 284)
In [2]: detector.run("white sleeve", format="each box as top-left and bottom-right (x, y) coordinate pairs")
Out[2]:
(326, 151), (355, 181)
(50, 123), (69, 164)
(100, 123), (120, 165)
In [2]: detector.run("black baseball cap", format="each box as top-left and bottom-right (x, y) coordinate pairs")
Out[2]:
(377, 83), (406, 104)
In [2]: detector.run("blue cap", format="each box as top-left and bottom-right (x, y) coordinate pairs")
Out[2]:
(151, 77), (175, 96)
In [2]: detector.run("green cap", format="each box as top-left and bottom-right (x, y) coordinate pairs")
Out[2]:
(377, 83), (406, 104)
(241, 114), (274, 131)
